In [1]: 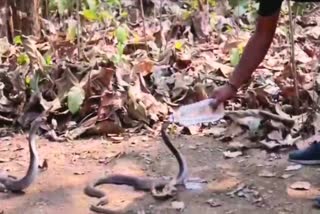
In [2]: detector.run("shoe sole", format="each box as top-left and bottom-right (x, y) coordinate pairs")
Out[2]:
(288, 158), (320, 165)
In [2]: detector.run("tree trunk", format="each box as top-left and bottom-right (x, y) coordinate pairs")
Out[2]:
(0, 0), (9, 39)
(9, 0), (40, 38)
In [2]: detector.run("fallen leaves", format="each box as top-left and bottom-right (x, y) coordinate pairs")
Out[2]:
(0, 0), (317, 149)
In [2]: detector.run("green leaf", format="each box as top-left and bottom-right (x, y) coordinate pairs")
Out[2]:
(81, 9), (99, 22)
(67, 85), (85, 114)
(17, 53), (30, 65)
(13, 35), (23, 46)
(25, 75), (31, 86)
(115, 26), (128, 44)
(174, 40), (184, 51)
(45, 55), (53, 65)
(112, 54), (122, 65)
(117, 43), (125, 56)
(66, 20), (77, 42)
(106, 0), (120, 7)
(99, 11), (113, 20)
(230, 48), (241, 67)
(86, 0), (98, 10)
(120, 11), (128, 18)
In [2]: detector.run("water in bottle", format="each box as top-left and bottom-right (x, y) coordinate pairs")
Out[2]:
(169, 98), (224, 126)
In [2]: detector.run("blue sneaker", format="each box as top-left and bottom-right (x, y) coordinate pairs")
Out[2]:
(288, 142), (320, 165)
(314, 196), (320, 208)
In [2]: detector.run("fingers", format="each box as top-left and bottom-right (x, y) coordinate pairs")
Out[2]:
(209, 98), (220, 110)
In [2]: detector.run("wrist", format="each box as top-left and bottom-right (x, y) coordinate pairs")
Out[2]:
(226, 80), (238, 93)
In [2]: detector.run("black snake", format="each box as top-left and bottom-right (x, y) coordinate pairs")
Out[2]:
(0, 116), (44, 193)
(84, 121), (188, 213)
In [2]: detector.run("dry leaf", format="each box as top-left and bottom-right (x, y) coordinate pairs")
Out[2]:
(290, 181), (311, 190)
(285, 165), (302, 171)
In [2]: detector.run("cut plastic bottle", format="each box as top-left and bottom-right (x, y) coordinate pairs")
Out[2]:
(169, 98), (224, 127)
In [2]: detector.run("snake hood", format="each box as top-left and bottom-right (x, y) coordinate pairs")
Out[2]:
(0, 116), (44, 192)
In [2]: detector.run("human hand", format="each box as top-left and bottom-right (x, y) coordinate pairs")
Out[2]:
(209, 83), (237, 109)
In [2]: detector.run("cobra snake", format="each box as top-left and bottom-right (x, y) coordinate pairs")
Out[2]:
(84, 121), (188, 213)
(0, 116), (44, 193)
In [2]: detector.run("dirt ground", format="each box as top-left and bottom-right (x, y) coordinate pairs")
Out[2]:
(1, 130), (320, 214)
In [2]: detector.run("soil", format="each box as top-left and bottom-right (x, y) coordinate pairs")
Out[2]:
(1, 130), (320, 214)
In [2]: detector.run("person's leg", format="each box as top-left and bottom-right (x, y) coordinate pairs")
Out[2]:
(289, 140), (320, 208)
(288, 142), (320, 165)
(314, 197), (320, 208)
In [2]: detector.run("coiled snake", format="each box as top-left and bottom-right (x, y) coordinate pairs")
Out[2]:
(0, 116), (44, 193)
(84, 121), (188, 213)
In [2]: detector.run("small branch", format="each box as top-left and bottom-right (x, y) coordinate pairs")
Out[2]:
(287, 0), (299, 112)
(76, 0), (81, 59)
(159, 0), (163, 53)
(139, 0), (148, 54)
(225, 109), (295, 127)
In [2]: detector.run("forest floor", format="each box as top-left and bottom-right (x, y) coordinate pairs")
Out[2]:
(1, 131), (320, 214)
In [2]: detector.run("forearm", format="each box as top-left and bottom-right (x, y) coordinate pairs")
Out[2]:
(229, 13), (280, 89)
(229, 34), (272, 88)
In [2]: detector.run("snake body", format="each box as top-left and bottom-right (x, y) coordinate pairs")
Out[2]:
(0, 116), (43, 193)
(84, 121), (188, 213)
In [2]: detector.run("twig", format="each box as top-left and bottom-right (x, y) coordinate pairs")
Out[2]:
(287, 0), (299, 112)
(139, 0), (149, 54)
(225, 109), (295, 127)
(76, 0), (81, 59)
(159, 0), (163, 53)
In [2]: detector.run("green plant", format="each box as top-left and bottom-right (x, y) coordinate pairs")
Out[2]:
(67, 85), (85, 114)
(13, 35), (23, 46)
(230, 43), (244, 67)
(112, 24), (129, 64)
(17, 53), (30, 65)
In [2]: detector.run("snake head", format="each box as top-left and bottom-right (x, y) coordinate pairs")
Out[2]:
(29, 115), (47, 136)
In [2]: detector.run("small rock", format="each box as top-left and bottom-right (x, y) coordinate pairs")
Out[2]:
(285, 165), (302, 171)
(110, 136), (123, 143)
(74, 171), (85, 175)
(258, 170), (276, 178)
(290, 181), (311, 190)
(206, 198), (222, 207)
(281, 174), (293, 179)
(223, 151), (242, 158)
(227, 142), (246, 150)
(188, 145), (197, 150)
(171, 201), (185, 211)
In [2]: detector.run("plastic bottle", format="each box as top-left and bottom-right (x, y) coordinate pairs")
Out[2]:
(169, 98), (224, 126)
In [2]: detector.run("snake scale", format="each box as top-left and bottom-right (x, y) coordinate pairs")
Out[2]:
(84, 121), (188, 213)
(0, 116), (44, 193)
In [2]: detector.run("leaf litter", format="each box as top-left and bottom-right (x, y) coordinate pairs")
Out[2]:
(0, 1), (319, 161)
